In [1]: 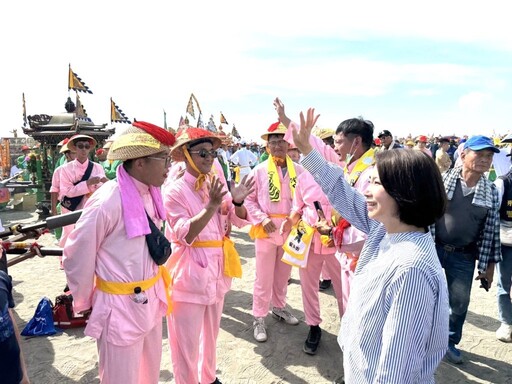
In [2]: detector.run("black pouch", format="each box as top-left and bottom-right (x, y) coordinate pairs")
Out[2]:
(145, 213), (172, 265)
(60, 195), (84, 211)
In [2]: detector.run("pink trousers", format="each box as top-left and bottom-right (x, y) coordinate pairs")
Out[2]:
(299, 251), (342, 325)
(168, 299), (224, 384)
(339, 252), (356, 315)
(253, 237), (293, 318)
(97, 320), (163, 384)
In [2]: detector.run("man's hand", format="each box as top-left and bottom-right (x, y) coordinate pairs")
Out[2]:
(207, 176), (228, 209)
(231, 175), (255, 205)
(262, 218), (277, 233)
(86, 176), (103, 186)
(274, 97), (291, 128)
(280, 217), (293, 235)
(291, 108), (319, 156)
(475, 262), (495, 287)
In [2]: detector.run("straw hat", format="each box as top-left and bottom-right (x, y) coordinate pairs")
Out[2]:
(406, 140), (415, 147)
(67, 134), (98, 151)
(312, 127), (335, 140)
(170, 127), (221, 162)
(108, 121), (176, 161)
(59, 138), (71, 154)
(416, 135), (428, 143)
(261, 121), (287, 141)
(102, 140), (114, 149)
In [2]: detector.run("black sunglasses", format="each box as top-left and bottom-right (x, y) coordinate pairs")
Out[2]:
(188, 149), (218, 158)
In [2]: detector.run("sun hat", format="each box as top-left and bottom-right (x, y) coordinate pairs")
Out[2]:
(377, 130), (392, 138)
(21, 145), (30, 151)
(416, 135), (428, 143)
(108, 121), (176, 161)
(406, 140), (415, 146)
(261, 121), (287, 141)
(59, 138), (71, 154)
(67, 134), (98, 151)
(312, 127), (335, 140)
(170, 127), (221, 162)
(463, 135), (499, 153)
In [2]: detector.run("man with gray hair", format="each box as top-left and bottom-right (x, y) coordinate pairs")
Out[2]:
(431, 135), (502, 364)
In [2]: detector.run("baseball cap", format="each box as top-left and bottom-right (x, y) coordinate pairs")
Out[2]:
(377, 130), (392, 138)
(463, 135), (499, 153)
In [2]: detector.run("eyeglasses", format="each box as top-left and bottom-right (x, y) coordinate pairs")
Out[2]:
(146, 156), (171, 166)
(188, 149), (218, 158)
(267, 139), (287, 147)
(76, 143), (91, 150)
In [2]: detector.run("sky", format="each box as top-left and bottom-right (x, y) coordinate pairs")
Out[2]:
(1, 0), (512, 144)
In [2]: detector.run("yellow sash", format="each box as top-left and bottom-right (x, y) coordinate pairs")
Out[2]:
(344, 148), (376, 186)
(249, 213), (288, 239)
(192, 237), (242, 278)
(95, 265), (173, 315)
(267, 154), (297, 202)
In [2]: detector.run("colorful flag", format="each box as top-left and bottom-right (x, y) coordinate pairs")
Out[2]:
(22, 93), (27, 127)
(206, 115), (217, 133)
(178, 116), (185, 127)
(186, 95), (195, 118)
(231, 124), (241, 139)
(197, 112), (204, 129)
(163, 109), (168, 129)
(75, 94), (88, 117)
(68, 64), (93, 94)
(110, 98), (131, 123)
(220, 112), (228, 125)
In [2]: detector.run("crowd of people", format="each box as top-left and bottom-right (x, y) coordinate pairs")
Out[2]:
(4, 97), (512, 384)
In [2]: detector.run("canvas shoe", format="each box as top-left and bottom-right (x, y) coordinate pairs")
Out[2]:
(444, 344), (463, 364)
(303, 325), (322, 355)
(319, 279), (332, 291)
(496, 323), (512, 342)
(253, 317), (267, 342)
(272, 307), (299, 325)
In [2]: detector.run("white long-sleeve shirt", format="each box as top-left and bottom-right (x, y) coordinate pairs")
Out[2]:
(301, 150), (449, 384)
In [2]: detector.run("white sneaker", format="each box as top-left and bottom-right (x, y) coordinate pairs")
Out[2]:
(272, 307), (299, 325)
(496, 323), (512, 342)
(253, 317), (267, 342)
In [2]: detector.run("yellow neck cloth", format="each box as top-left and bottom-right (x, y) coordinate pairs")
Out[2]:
(183, 147), (210, 191)
(344, 148), (376, 186)
(267, 154), (297, 202)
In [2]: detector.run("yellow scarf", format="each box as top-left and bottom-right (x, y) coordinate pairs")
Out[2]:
(344, 148), (376, 186)
(183, 147), (210, 191)
(267, 154), (297, 202)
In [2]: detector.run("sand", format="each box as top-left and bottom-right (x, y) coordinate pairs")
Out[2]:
(2, 208), (512, 384)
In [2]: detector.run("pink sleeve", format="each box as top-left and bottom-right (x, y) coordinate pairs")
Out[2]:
(244, 168), (269, 224)
(286, 121), (340, 164)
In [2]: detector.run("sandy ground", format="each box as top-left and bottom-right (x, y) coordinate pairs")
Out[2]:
(2, 207), (512, 384)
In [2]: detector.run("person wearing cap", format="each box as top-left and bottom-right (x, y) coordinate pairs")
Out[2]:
(435, 137), (452, 173)
(431, 135), (502, 364)
(16, 145), (32, 181)
(276, 98), (375, 319)
(63, 121), (176, 384)
(56, 134), (107, 248)
(405, 139), (415, 149)
(229, 139), (258, 183)
(49, 139), (77, 245)
(414, 135), (432, 157)
(162, 127), (253, 384)
(244, 121), (306, 343)
(100, 140), (123, 180)
(378, 129), (402, 150)
(493, 149), (512, 342)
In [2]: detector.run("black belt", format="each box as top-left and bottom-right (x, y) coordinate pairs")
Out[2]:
(436, 241), (477, 253)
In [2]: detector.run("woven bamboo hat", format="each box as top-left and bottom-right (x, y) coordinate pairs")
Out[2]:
(312, 127), (335, 140)
(67, 134), (97, 151)
(170, 127), (222, 162)
(107, 121), (176, 161)
(261, 121), (287, 141)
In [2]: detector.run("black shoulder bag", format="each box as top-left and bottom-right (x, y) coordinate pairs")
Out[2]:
(60, 161), (94, 211)
(145, 212), (172, 265)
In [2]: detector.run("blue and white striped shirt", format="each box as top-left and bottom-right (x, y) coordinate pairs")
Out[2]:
(301, 150), (449, 383)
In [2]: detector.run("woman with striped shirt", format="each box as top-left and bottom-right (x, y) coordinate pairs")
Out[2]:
(292, 108), (450, 383)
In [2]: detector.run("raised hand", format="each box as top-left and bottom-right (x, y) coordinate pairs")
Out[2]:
(273, 97), (290, 127)
(291, 108), (320, 156)
(231, 175), (255, 205)
(207, 176), (228, 209)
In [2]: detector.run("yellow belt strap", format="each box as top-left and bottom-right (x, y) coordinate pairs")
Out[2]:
(95, 265), (173, 315)
(192, 237), (242, 278)
(249, 213), (288, 239)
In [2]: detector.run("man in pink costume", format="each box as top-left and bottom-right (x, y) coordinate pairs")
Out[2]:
(276, 98), (375, 317)
(56, 134), (107, 247)
(280, 169), (341, 355)
(63, 122), (176, 384)
(244, 121), (306, 343)
(163, 127), (254, 384)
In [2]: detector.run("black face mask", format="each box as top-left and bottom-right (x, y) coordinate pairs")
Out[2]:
(145, 213), (172, 265)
